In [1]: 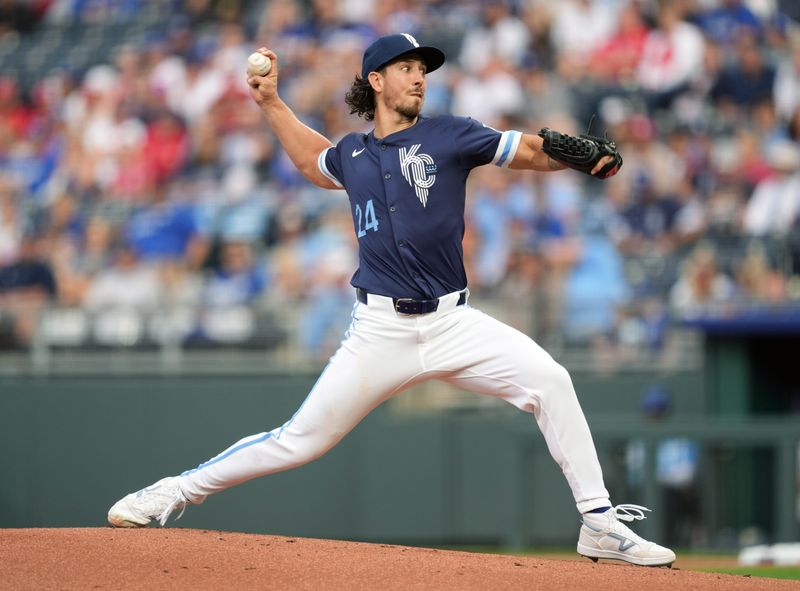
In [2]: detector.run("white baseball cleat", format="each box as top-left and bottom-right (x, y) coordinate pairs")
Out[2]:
(108, 476), (190, 528)
(577, 504), (676, 566)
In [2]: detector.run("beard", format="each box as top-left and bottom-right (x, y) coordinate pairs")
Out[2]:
(395, 100), (421, 120)
(388, 89), (423, 120)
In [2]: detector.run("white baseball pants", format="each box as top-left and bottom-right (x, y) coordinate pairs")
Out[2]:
(179, 291), (611, 514)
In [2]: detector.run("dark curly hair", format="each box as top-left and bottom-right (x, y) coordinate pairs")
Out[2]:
(344, 74), (376, 121)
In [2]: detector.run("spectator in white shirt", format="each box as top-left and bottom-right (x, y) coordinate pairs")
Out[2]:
(84, 244), (163, 312)
(743, 140), (800, 236)
(773, 40), (800, 123)
(459, 2), (531, 72)
(636, 4), (705, 111)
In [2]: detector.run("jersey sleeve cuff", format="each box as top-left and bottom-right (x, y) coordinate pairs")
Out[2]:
(318, 147), (343, 188)
(492, 130), (522, 168)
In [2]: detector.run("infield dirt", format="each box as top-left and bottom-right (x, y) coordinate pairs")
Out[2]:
(1, 528), (798, 590)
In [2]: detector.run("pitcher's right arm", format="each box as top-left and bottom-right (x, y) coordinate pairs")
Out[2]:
(247, 48), (339, 190)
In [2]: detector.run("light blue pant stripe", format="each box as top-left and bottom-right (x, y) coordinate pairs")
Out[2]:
(181, 360), (335, 476)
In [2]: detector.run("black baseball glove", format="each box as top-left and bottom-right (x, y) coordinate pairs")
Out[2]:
(538, 127), (623, 179)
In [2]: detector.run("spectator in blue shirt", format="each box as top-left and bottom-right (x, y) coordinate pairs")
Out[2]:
(125, 190), (207, 268)
(202, 240), (266, 309)
(692, 0), (762, 47)
(563, 205), (629, 345)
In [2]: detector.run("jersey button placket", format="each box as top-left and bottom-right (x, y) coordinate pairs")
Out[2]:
(380, 142), (413, 282)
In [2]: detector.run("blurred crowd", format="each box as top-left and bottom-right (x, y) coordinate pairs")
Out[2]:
(1, 0), (800, 360)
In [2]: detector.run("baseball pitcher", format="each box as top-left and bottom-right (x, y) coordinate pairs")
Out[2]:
(108, 34), (674, 567)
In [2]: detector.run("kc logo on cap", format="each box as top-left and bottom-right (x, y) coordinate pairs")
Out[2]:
(361, 33), (446, 79)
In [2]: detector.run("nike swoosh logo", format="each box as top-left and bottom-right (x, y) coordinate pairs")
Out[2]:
(352, 148), (365, 157)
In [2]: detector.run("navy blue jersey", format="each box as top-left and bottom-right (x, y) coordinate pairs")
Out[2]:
(318, 115), (521, 299)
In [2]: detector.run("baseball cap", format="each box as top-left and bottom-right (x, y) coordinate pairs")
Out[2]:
(361, 33), (445, 79)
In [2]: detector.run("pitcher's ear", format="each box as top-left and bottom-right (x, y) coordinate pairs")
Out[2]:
(367, 71), (383, 93)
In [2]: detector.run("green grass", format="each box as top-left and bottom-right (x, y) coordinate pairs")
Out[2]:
(439, 546), (800, 581)
(698, 566), (800, 581)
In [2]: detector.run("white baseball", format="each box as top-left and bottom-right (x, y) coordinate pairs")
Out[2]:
(247, 52), (271, 76)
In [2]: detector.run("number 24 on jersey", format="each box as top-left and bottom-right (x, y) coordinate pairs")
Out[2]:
(355, 199), (379, 238)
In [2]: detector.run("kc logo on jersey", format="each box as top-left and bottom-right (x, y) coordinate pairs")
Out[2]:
(399, 144), (437, 207)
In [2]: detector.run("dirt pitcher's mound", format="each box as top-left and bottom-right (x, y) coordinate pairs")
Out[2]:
(1, 528), (798, 591)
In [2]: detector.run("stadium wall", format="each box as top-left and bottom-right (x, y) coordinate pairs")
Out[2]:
(2, 370), (795, 548)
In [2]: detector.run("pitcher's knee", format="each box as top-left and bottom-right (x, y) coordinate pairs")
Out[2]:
(537, 360), (576, 398)
(277, 430), (343, 468)
(554, 362), (574, 389)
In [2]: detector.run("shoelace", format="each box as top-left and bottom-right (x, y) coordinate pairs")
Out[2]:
(157, 490), (188, 526)
(612, 504), (652, 523)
